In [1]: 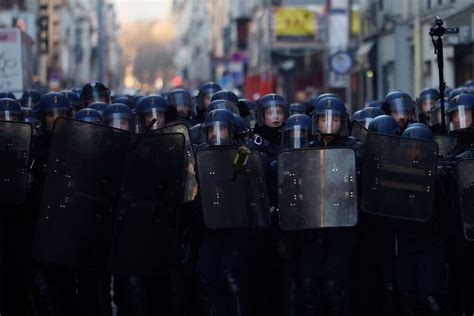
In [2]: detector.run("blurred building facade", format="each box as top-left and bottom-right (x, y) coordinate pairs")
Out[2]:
(0, 0), (123, 91)
(173, 0), (474, 108)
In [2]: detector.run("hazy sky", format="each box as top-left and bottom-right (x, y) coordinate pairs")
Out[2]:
(114, 0), (172, 23)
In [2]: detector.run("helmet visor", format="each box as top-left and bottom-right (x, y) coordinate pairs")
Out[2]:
(105, 114), (133, 131)
(449, 105), (473, 131)
(203, 121), (233, 146)
(313, 110), (346, 135)
(282, 125), (311, 149)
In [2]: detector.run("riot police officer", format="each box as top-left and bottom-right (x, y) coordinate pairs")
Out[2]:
(289, 103), (308, 116)
(74, 108), (103, 124)
(135, 95), (171, 132)
(382, 91), (416, 131)
(196, 82), (222, 120)
(280, 114), (313, 149)
(30, 93), (77, 316)
(166, 88), (197, 126)
(0, 98), (23, 121)
(20, 90), (41, 110)
(416, 88), (440, 126)
(80, 81), (111, 108)
(62, 90), (82, 114)
(0, 98), (30, 316)
(350, 107), (384, 142)
(103, 103), (134, 132)
(88, 102), (109, 115)
(440, 94), (474, 315)
(237, 99), (257, 131)
(195, 109), (253, 315)
(306, 96), (359, 315)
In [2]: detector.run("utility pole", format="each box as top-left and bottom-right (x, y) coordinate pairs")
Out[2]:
(97, 0), (105, 82)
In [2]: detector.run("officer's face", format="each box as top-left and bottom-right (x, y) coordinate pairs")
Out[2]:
(207, 124), (229, 144)
(317, 114), (341, 134)
(203, 95), (212, 110)
(452, 109), (472, 130)
(391, 112), (409, 129)
(144, 112), (165, 130)
(421, 99), (435, 113)
(289, 129), (309, 148)
(264, 106), (285, 128)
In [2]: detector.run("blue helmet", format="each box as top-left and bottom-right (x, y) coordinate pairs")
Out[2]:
(62, 90), (81, 111)
(446, 94), (474, 132)
(382, 90), (415, 130)
(210, 90), (239, 107)
(312, 96), (348, 136)
(289, 103), (307, 116)
(37, 92), (70, 114)
(351, 107), (384, 128)
(74, 108), (103, 124)
(113, 96), (134, 109)
(87, 102), (109, 115)
(402, 124), (433, 141)
(37, 93), (71, 132)
(0, 91), (16, 100)
(207, 99), (240, 115)
(135, 95), (169, 131)
(365, 100), (383, 109)
(197, 82), (222, 111)
(281, 114), (313, 149)
(80, 81), (111, 107)
(256, 93), (289, 127)
(367, 114), (401, 135)
(202, 109), (236, 146)
(417, 88), (440, 123)
(167, 89), (195, 119)
(103, 103), (134, 131)
(308, 93), (340, 115)
(449, 87), (470, 99)
(0, 98), (22, 121)
(20, 90), (41, 109)
(70, 87), (83, 95)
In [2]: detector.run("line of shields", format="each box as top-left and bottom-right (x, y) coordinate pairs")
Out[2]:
(2, 118), (474, 275)
(29, 118), (198, 274)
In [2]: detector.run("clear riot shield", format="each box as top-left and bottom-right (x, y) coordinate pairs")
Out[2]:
(278, 148), (358, 230)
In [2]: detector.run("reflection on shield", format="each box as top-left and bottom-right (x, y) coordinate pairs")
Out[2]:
(0, 120), (32, 205)
(196, 147), (270, 229)
(361, 133), (438, 221)
(455, 159), (474, 241)
(278, 148), (358, 230)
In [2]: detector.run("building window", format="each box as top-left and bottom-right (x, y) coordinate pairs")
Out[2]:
(438, 0), (442, 5)
(378, 0), (383, 10)
(427, 0), (431, 9)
